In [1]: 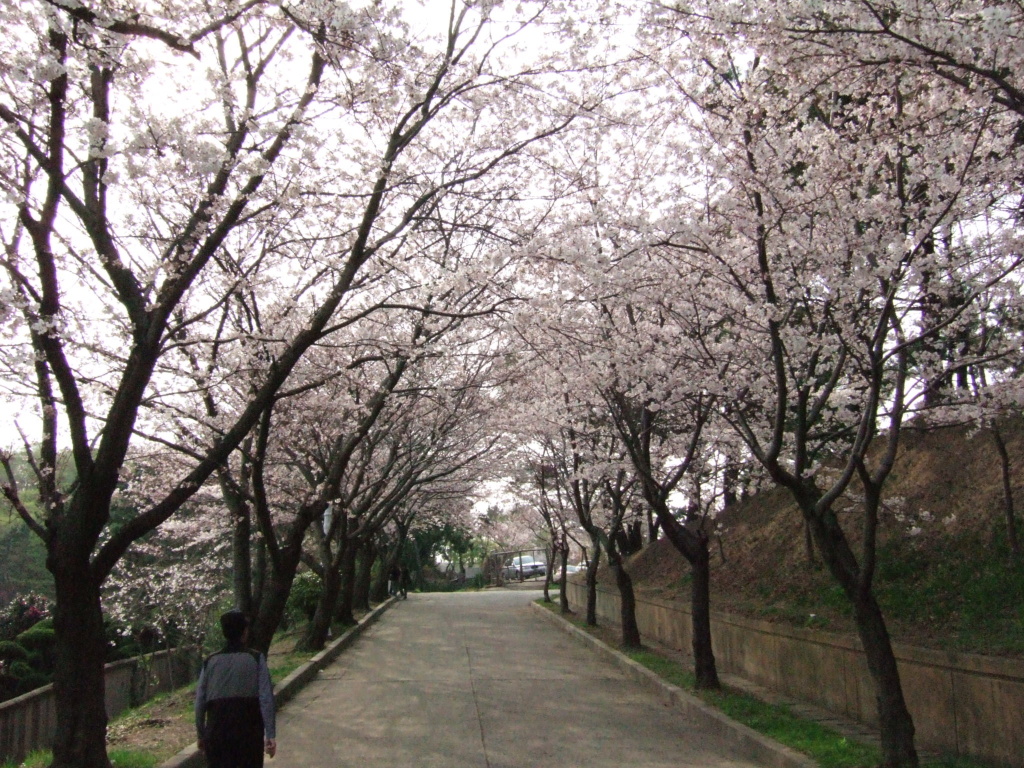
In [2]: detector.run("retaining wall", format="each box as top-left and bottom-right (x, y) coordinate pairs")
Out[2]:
(567, 580), (1024, 768)
(0, 647), (198, 763)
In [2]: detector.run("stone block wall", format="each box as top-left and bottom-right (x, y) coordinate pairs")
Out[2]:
(0, 646), (198, 763)
(567, 581), (1024, 767)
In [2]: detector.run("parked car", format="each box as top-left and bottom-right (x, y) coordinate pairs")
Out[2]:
(553, 563), (581, 581)
(505, 555), (546, 580)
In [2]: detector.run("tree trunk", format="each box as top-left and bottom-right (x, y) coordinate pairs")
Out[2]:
(653, 507), (720, 690)
(558, 547), (571, 614)
(608, 548), (640, 649)
(542, 544), (552, 603)
(353, 541), (375, 612)
(853, 589), (919, 768)
(298, 558), (342, 653)
(252, 536), (267, 612)
(333, 544), (359, 626)
(804, 519), (817, 566)
(249, 545), (302, 654)
(646, 509), (660, 541)
(48, 559), (111, 768)
(722, 458), (739, 509)
(232, 504), (253, 614)
(585, 545), (601, 626)
(992, 425), (1020, 558)
(371, 545), (394, 603)
(806, 510), (918, 768)
(689, 537), (719, 689)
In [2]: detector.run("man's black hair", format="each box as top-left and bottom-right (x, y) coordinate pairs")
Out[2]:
(220, 610), (249, 644)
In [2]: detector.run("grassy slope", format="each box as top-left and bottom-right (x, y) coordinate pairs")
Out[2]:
(624, 419), (1024, 657)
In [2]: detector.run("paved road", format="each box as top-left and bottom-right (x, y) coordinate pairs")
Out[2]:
(269, 590), (764, 768)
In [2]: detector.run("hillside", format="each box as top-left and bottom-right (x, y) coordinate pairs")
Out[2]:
(619, 419), (1024, 657)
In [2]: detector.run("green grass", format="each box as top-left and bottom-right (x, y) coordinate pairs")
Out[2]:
(1, 749), (159, 768)
(0, 750), (49, 768)
(268, 650), (311, 684)
(624, 647), (879, 768)
(108, 750), (161, 768)
(537, 600), (996, 768)
(872, 535), (1024, 655)
(749, 531), (1024, 656)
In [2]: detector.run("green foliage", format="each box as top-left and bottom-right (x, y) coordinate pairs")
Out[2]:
(16, 621), (55, 650)
(286, 571), (322, 625)
(267, 651), (310, 684)
(417, 579), (462, 593)
(0, 750), (158, 768)
(0, 749), (50, 768)
(15, 671), (50, 694)
(0, 593), (51, 641)
(16, 621), (55, 674)
(871, 535), (1024, 654)
(7, 660), (32, 679)
(411, 521), (484, 571)
(0, 640), (28, 662)
(694, 689), (879, 768)
(0, 525), (51, 601)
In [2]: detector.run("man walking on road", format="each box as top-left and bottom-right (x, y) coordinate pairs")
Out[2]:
(195, 611), (277, 767)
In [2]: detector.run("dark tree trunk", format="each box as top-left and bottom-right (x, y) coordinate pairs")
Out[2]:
(804, 519), (817, 566)
(646, 509), (660, 541)
(608, 547), (640, 649)
(371, 545), (394, 603)
(558, 547), (571, 614)
(853, 590), (919, 768)
(298, 555), (342, 653)
(722, 458), (739, 509)
(249, 543), (303, 654)
(992, 426), (1020, 557)
(542, 544), (552, 603)
(689, 536), (719, 689)
(353, 541), (375, 612)
(585, 545), (601, 626)
(333, 544), (359, 626)
(252, 537), (267, 610)
(805, 509), (918, 768)
(49, 558), (111, 768)
(656, 511), (720, 689)
(232, 504), (253, 614)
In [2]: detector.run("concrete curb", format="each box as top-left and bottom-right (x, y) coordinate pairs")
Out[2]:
(531, 602), (818, 768)
(160, 598), (398, 768)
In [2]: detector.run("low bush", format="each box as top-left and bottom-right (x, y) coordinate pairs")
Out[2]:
(286, 571), (322, 625)
(7, 660), (33, 679)
(16, 622), (56, 673)
(0, 593), (50, 642)
(0, 640), (28, 662)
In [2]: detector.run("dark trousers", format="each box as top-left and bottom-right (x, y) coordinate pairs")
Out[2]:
(204, 698), (265, 768)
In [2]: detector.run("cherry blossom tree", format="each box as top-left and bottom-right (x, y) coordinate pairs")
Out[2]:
(636, 2), (1023, 761)
(0, 1), (587, 763)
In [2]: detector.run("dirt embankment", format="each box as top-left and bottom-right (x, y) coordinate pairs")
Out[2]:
(610, 420), (1024, 656)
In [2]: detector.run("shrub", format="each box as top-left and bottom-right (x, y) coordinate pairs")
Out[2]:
(0, 593), (51, 641)
(17, 622), (55, 650)
(286, 571), (322, 625)
(16, 623), (55, 672)
(16, 672), (50, 695)
(8, 660), (32, 679)
(0, 641), (28, 662)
